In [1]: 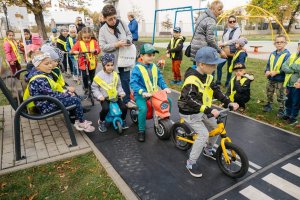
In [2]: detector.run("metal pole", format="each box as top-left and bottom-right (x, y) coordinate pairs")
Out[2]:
(174, 11), (178, 29)
(190, 7), (194, 33)
(152, 10), (157, 44)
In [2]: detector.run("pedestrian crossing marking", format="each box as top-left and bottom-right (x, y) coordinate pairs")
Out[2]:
(281, 163), (300, 177)
(262, 173), (300, 199)
(239, 185), (274, 200)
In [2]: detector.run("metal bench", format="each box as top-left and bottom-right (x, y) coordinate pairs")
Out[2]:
(0, 69), (78, 161)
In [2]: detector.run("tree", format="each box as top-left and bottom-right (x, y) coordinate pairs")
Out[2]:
(161, 14), (173, 32)
(250, 0), (300, 33)
(1, 0), (89, 40)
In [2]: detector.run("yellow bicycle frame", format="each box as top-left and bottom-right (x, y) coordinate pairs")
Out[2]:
(176, 118), (237, 164)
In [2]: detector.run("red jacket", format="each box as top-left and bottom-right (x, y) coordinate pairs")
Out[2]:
(71, 39), (101, 70)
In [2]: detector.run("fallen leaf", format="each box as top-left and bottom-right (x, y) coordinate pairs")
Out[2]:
(64, 160), (71, 164)
(29, 193), (38, 200)
(1, 182), (7, 189)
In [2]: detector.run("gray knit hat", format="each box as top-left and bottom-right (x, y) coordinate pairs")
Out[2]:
(235, 37), (248, 47)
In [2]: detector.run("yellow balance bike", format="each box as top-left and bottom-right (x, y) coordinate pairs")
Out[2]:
(171, 107), (249, 178)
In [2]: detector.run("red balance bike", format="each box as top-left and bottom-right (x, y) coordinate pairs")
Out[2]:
(129, 90), (173, 140)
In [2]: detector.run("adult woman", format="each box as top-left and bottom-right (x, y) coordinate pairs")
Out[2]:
(216, 15), (242, 87)
(99, 5), (135, 108)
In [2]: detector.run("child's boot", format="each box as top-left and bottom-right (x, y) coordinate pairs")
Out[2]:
(98, 120), (107, 132)
(263, 103), (272, 112)
(277, 109), (285, 118)
(137, 131), (145, 142)
(176, 80), (183, 85)
(170, 80), (177, 85)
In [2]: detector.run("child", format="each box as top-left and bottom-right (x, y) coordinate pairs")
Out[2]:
(282, 41), (300, 125)
(24, 29), (32, 45)
(70, 27), (100, 94)
(263, 35), (290, 117)
(226, 63), (254, 111)
(23, 52), (95, 132)
(26, 33), (43, 53)
(91, 53), (128, 132)
(166, 27), (186, 85)
(178, 47), (238, 177)
(49, 28), (58, 46)
(66, 26), (80, 82)
(130, 44), (171, 142)
(3, 30), (22, 77)
(228, 37), (248, 74)
(57, 28), (72, 75)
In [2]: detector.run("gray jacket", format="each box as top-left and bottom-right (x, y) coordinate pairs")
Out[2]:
(98, 19), (133, 72)
(91, 70), (125, 100)
(191, 9), (221, 60)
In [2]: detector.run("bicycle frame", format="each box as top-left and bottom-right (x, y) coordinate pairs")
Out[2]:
(176, 110), (237, 164)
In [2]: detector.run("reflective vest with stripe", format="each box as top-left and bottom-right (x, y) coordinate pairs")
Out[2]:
(284, 53), (300, 87)
(4, 38), (21, 64)
(229, 76), (247, 102)
(68, 37), (78, 60)
(80, 41), (96, 70)
(93, 72), (119, 100)
(57, 38), (67, 51)
(170, 37), (183, 58)
(269, 53), (287, 73)
(182, 74), (214, 112)
(23, 74), (64, 108)
(51, 67), (65, 88)
(229, 50), (246, 73)
(137, 64), (158, 94)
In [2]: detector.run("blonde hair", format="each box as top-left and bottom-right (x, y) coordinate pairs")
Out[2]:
(128, 12), (135, 18)
(77, 27), (97, 41)
(210, 0), (223, 9)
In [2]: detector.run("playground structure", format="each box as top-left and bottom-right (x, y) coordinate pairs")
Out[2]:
(217, 4), (290, 42)
(152, 6), (207, 44)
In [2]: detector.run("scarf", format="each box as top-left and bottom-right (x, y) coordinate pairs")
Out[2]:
(107, 19), (121, 38)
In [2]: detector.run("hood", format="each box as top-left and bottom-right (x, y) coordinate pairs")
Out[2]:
(181, 36), (186, 42)
(25, 68), (44, 82)
(205, 9), (217, 21)
(31, 34), (43, 45)
(184, 67), (207, 82)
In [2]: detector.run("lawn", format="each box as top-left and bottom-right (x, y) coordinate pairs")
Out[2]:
(154, 47), (300, 135)
(0, 153), (125, 200)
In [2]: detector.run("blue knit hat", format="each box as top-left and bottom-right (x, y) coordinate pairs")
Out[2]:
(101, 53), (115, 66)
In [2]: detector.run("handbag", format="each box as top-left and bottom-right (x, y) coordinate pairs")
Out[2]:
(117, 44), (137, 67)
(185, 18), (202, 58)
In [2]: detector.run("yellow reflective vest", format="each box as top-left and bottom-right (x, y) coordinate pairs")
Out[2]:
(93, 72), (119, 99)
(137, 64), (158, 94)
(229, 50), (246, 73)
(68, 37), (78, 60)
(170, 37), (183, 59)
(4, 38), (21, 64)
(229, 76), (248, 102)
(182, 74), (214, 112)
(80, 41), (96, 70)
(269, 53), (288, 73)
(51, 67), (66, 88)
(57, 38), (67, 51)
(284, 53), (300, 87)
(23, 74), (64, 108)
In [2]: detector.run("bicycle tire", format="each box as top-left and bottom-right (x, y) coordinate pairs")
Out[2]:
(170, 122), (193, 151)
(216, 142), (249, 178)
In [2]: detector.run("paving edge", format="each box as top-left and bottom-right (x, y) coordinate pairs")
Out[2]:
(0, 147), (92, 176)
(82, 134), (139, 200)
(170, 88), (299, 138)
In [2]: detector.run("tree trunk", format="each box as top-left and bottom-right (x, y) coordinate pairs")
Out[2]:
(287, 3), (300, 33)
(34, 11), (48, 40)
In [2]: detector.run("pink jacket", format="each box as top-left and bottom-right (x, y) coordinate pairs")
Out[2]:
(3, 40), (18, 62)
(26, 33), (43, 52)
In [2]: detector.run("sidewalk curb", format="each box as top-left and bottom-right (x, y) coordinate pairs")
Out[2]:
(82, 134), (139, 200)
(170, 88), (299, 137)
(0, 147), (92, 176)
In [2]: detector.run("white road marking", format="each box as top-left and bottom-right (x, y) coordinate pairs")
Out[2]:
(281, 163), (300, 177)
(239, 185), (274, 200)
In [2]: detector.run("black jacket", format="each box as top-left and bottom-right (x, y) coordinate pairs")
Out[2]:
(56, 35), (68, 52)
(76, 23), (86, 33)
(226, 75), (253, 104)
(167, 36), (186, 60)
(178, 67), (231, 115)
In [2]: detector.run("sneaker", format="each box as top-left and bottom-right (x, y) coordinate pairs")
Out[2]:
(287, 118), (298, 125)
(75, 120), (92, 125)
(170, 80), (177, 85)
(263, 103), (272, 112)
(176, 80), (183, 85)
(74, 120), (95, 133)
(122, 120), (129, 129)
(84, 88), (89, 95)
(281, 115), (290, 121)
(126, 101), (137, 109)
(137, 131), (145, 142)
(277, 109), (285, 118)
(203, 147), (216, 160)
(73, 75), (78, 81)
(186, 160), (202, 178)
(98, 120), (107, 132)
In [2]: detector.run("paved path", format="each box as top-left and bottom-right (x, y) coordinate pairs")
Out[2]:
(154, 41), (299, 60)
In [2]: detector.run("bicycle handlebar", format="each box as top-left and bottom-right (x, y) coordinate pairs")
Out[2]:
(206, 105), (234, 119)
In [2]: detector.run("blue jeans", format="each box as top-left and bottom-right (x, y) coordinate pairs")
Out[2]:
(216, 56), (233, 86)
(285, 86), (300, 119)
(118, 68), (131, 104)
(70, 58), (79, 76)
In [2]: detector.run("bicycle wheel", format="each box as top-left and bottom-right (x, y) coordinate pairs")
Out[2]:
(216, 142), (249, 178)
(170, 122), (193, 151)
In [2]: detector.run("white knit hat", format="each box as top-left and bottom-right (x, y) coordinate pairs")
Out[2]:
(32, 52), (50, 67)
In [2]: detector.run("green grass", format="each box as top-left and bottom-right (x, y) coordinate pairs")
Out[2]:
(140, 33), (300, 43)
(154, 47), (300, 135)
(0, 153), (125, 199)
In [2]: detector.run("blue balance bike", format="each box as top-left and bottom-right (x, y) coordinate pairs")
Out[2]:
(99, 99), (124, 134)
